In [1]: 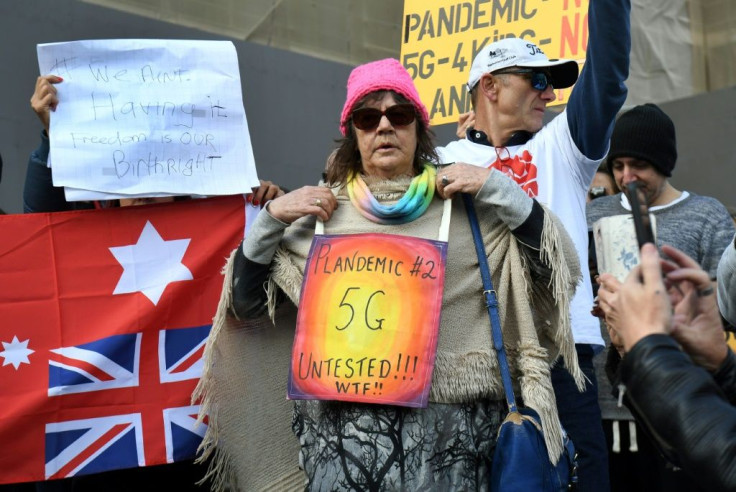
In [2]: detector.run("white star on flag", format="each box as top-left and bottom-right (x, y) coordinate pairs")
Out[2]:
(1, 336), (34, 370)
(109, 221), (193, 305)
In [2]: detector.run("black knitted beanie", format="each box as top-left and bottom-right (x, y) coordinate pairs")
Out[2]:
(607, 103), (677, 177)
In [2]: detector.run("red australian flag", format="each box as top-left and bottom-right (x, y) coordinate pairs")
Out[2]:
(0, 195), (245, 484)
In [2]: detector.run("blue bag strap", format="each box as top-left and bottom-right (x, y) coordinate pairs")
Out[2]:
(462, 193), (518, 413)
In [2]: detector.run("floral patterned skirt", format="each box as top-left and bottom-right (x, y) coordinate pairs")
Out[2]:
(292, 398), (507, 491)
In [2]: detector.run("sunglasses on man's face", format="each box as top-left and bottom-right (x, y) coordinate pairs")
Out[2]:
(493, 69), (553, 91)
(351, 104), (416, 131)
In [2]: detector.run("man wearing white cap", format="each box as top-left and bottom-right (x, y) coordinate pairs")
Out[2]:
(436, 1), (631, 490)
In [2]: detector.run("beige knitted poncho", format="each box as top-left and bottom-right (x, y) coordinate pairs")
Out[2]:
(194, 176), (582, 491)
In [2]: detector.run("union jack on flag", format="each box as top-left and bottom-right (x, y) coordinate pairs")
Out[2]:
(0, 196), (245, 484)
(43, 326), (210, 479)
(49, 333), (141, 396)
(45, 413), (145, 480)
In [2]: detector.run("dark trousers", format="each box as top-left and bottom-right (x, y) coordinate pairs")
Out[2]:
(603, 419), (702, 492)
(0, 459), (210, 491)
(551, 344), (610, 492)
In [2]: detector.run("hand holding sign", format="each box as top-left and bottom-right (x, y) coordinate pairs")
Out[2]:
(267, 186), (338, 224)
(30, 75), (63, 134)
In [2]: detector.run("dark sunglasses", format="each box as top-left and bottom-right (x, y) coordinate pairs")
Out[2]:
(493, 69), (553, 91)
(351, 104), (416, 131)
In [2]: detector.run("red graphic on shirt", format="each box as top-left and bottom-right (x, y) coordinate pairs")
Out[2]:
(488, 149), (539, 197)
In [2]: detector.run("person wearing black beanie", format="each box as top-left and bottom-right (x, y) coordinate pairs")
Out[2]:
(606, 103), (677, 178)
(604, 103), (681, 207)
(586, 104), (735, 492)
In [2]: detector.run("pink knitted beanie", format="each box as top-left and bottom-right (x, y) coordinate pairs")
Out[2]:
(340, 58), (430, 136)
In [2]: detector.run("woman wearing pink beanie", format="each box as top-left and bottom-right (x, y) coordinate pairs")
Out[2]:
(197, 58), (580, 491)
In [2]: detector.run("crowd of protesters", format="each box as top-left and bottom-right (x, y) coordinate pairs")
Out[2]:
(3, 0), (736, 489)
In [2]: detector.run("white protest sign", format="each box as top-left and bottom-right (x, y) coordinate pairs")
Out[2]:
(37, 39), (260, 199)
(62, 187), (180, 201)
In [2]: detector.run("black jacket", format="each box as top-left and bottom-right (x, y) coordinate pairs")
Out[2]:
(24, 131), (94, 213)
(620, 334), (736, 491)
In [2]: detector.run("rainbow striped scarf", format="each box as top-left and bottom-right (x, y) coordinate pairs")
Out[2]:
(346, 164), (436, 224)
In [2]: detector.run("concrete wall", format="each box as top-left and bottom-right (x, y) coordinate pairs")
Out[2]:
(659, 87), (736, 212)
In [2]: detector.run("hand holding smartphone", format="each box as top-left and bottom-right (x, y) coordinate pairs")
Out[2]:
(627, 182), (655, 248)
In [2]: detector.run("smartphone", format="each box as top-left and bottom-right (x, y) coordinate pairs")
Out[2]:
(627, 182), (655, 247)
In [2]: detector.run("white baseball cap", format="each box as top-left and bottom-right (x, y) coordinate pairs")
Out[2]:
(466, 38), (579, 91)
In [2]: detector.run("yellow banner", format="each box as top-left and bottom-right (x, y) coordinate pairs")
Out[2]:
(400, 0), (589, 126)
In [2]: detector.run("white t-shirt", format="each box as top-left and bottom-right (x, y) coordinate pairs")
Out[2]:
(437, 110), (603, 346)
